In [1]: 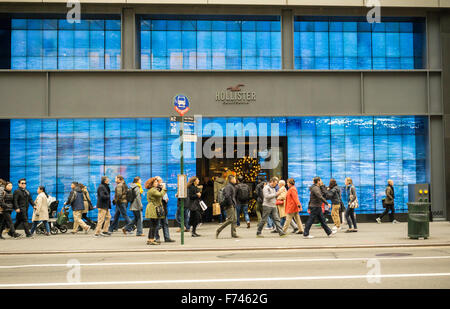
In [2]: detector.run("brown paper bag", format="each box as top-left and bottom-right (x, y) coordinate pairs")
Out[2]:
(213, 203), (221, 216)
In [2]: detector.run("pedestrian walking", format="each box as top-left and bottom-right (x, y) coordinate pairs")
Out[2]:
(0, 181), (21, 239)
(122, 177), (145, 236)
(187, 176), (203, 237)
(376, 180), (399, 224)
(94, 176), (112, 237)
(254, 177), (265, 223)
(256, 177), (287, 238)
(277, 180), (299, 233)
(65, 182), (91, 234)
(344, 177), (358, 233)
(30, 186), (50, 236)
(213, 173), (227, 223)
(175, 193), (190, 232)
(324, 179), (343, 232)
(282, 178), (304, 234)
(108, 175), (132, 233)
(79, 184), (96, 229)
(235, 175), (251, 228)
(303, 177), (335, 239)
(145, 177), (167, 245)
(13, 178), (34, 237)
(216, 175), (239, 239)
(154, 176), (175, 243)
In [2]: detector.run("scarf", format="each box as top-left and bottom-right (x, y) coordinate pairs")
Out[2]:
(136, 183), (144, 194)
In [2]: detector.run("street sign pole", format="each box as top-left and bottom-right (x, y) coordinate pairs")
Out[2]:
(180, 116), (185, 245)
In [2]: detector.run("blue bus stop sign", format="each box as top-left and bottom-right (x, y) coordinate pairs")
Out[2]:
(173, 95), (190, 116)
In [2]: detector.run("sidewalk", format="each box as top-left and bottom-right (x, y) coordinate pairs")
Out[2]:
(0, 222), (449, 255)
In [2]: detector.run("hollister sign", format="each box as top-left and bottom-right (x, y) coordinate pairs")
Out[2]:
(215, 84), (256, 105)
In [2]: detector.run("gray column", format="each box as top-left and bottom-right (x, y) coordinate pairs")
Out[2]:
(427, 12), (441, 70)
(121, 8), (138, 69)
(441, 12), (450, 220)
(281, 9), (294, 70)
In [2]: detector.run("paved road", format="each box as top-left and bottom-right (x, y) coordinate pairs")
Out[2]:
(0, 246), (449, 289)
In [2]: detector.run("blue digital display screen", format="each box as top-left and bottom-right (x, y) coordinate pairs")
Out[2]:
(140, 16), (281, 70)
(11, 18), (121, 70)
(294, 17), (425, 70)
(9, 116), (427, 220)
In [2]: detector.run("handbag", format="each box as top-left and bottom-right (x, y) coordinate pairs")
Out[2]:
(275, 199), (284, 206)
(349, 197), (359, 209)
(199, 200), (208, 212)
(212, 202), (221, 216)
(155, 205), (165, 217)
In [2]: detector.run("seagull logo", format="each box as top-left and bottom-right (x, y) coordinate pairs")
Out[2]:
(227, 84), (245, 92)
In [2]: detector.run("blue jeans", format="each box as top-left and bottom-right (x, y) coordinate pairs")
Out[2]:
(125, 210), (143, 235)
(109, 203), (131, 232)
(155, 216), (171, 241)
(176, 206), (191, 230)
(267, 215), (274, 228)
(236, 204), (250, 226)
(30, 220), (50, 234)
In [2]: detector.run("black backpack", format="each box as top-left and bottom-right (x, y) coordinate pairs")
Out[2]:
(237, 183), (250, 203)
(125, 185), (136, 203)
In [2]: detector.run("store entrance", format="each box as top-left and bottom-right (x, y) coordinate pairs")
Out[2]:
(197, 136), (287, 185)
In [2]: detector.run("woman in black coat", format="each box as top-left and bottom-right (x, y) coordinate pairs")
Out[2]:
(187, 176), (202, 237)
(94, 176), (112, 237)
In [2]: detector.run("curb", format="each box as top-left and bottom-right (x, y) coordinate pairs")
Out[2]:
(1, 242), (449, 255)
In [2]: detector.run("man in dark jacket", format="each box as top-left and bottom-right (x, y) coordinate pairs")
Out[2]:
(108, 175), (132, 233)
(0, 181), (21, 238)
(215, 175), (239, 239)
(235, 176), (251, 228)
(254, 178), (266, 223)
(13, 178), (34, 237)
(94, 176), (112, 237)
(376, 180), (399, 224)
(65, 182), (91, 234)
(303, 177), (335, 239)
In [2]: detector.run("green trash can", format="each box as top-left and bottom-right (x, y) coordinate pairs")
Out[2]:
(407, 202), (430, 239)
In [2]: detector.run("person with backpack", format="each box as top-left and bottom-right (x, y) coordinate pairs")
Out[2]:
(254, 178), (265, 223)
(94, 176), (112, 237)
(0, 181), (21, 239)
(65, 182), (91, 234)
(303, 177), (335, 239)
(215, 175), (239, 239)
(108, 175), (131, 234)
(79, 183), (96, 229)
(122, 177), (145, 236)
(235, 176), (251, 228)
(324, 179), (343, 232)
(13, 178), (34, 237)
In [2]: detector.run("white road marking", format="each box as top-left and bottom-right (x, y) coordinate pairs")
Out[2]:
(0, 255), (449, 269)
(0, 272), (450, 288)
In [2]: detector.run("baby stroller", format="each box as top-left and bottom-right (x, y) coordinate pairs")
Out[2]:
(36, 201), (68, 235)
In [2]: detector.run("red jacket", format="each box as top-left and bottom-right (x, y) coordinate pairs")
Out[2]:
(285, 186), (302, 214)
